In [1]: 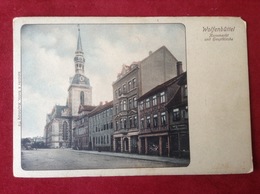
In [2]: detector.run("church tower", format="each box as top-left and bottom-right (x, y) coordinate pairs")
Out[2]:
(68, 25), (92, 117)
(74, 26), (85, 75)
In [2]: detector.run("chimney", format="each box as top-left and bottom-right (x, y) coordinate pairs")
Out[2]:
(177, 61), (183, 76)
(99, 101), (103, 106)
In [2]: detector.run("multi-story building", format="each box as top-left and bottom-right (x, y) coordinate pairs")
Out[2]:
(72, 105), (96, 150)
(89, 101), (114, 151)
(112, 46), (180, 153)
(113, 63), (139, 153)
(137, 70), (189, 158)
(166, 72), (189, 159)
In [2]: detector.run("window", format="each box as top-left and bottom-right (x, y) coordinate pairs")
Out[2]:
(140, 101), (144, 110)
(161, 112), (166, 126)
(123, 84), (126, 93)
(128, 99), (132, 109)
(141, 118), (144, 129)
(118, 88), (122, 96)
(152, 95), (157, 106)
(123, 100), (127, 111)
(173, 108), (180, 121)
(128, 81), (132, 91)
(160, 92), (165, 103)
(146, 98), (150, 108)
(80, 91), (84, 105)
(129, 117), (132, 128)
(120, 118), (123, 129)
(107, 135), (109, 144)
(181, 108), (186, 120)
(119, 101), (122, 111)
(184, 85), (188, 97)
(124, 118), (127, 129)
(133, 97), (137, 108)
(133, 78), (136, 88)
(133, 116), (137, 128)
(115, 104), (118, 114)
(116, 121), (119, 131)
(146, 116), (151, 128)
(110, 122), (113, 129)
(63, 121), (68, 141)
(115, 90), (118, 98)
(153, 114), (158, 127)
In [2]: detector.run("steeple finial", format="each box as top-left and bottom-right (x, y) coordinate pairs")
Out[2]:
(77, 24), (83, 51)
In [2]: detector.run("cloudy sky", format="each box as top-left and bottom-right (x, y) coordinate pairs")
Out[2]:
(21, 23), (186, 138)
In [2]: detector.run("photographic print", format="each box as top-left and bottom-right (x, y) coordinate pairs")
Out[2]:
(19, 21), (189, 171)
(14, 17), (252, 177)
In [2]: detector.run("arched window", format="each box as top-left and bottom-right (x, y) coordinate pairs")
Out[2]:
(63, 121), (68, 141)
(80, 91), (84, 105)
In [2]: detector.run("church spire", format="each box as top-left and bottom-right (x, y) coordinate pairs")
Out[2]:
(77, 25), (83, 51)
(74, 25), (85, 75)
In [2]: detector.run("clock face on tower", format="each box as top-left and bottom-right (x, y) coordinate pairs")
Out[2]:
(80, 76), (84, 81)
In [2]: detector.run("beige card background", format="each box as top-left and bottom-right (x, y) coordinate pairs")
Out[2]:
(13, 17), (252, 177)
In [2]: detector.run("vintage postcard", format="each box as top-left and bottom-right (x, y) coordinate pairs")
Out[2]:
(13, 17), (252, 177)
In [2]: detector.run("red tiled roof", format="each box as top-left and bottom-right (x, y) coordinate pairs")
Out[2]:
(88, 101), (113, 116)
(78, 105), (97, 114)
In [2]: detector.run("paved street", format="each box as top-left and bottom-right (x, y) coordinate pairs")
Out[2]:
(21, 149), (189, 170)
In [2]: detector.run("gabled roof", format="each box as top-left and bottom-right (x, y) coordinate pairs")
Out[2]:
(78, 105), (97, 114)
(88, 101), (113, 117)
(138, 72), (186, 101)
(166, 73), (187, 108)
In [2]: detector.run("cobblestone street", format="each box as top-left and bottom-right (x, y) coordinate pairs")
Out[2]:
(21, 149), (189, 170)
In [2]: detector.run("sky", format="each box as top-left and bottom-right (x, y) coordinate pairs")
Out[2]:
(21, 23), (186, 138)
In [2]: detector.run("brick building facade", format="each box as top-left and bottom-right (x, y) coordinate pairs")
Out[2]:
(138, 71), (189, 158)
